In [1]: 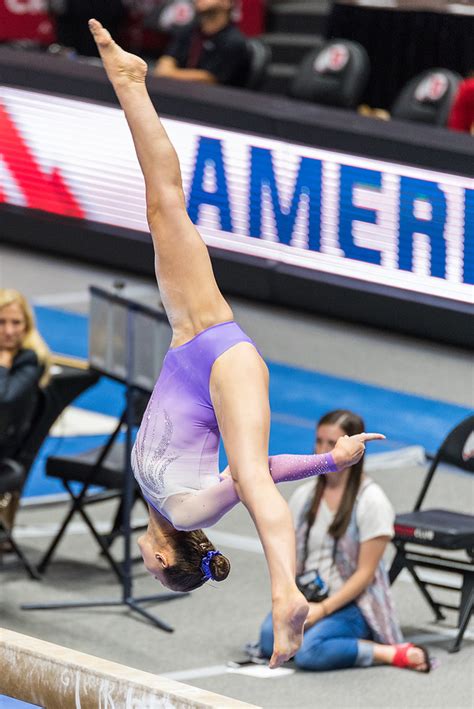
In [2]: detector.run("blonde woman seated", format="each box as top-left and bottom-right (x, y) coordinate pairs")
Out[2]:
(0, 289), (51, 539)
(258, 409), (431, 673)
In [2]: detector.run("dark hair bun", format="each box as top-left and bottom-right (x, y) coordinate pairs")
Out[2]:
(210, 553), (231, 582)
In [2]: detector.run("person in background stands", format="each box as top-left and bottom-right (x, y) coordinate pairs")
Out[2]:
(0, 289), (51, 548)
(448, 74), (474, 134)
(258, 410), (431, 673)
(153, 0), (250, 86)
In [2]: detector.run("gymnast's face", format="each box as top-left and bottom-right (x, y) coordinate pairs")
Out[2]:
(137, 531), (175, 587)
(315, 423), (345, 455)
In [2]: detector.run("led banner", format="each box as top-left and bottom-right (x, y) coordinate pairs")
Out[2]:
(0, 86), (472, 305)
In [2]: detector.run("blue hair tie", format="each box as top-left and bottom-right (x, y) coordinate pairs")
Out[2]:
(200, 550), (221, 581)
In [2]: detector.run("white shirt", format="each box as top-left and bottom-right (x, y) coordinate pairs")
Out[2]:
(289, 478), (395, 593)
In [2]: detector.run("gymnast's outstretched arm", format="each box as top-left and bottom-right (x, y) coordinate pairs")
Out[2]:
(165, 433), (384, 531)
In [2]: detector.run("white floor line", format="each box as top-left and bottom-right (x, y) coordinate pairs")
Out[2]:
(33, 290), (93, 306)
(50, 406), (119, 437)
(12, 522), (470, 593)
(398, 567), (463, 589)
(209, 530), (263, 554)
(14, 521), (467, 592)
(162, 626), (474, 682)
(13, 519), (147, 539)
(21, 493), (70, 507)
(271, 412), (314, 430)
(14, 521), (264, 554)
(364, 446), (426, 471)
(33, 285), (157, 307)
(161, 665), (229, 681)
(145, 627), (474, 685)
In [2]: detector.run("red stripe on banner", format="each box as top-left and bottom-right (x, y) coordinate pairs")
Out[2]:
(0, 102), (85, 218)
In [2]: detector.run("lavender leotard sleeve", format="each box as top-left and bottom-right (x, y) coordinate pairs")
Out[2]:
(162, 452), (338, 531)
(269, 452), (338, 481)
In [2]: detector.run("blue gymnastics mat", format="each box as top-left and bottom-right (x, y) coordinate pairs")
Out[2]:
(0, 698), (42, 708)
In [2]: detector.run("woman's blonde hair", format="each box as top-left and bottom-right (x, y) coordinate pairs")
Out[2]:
(0, 288), (51, 385)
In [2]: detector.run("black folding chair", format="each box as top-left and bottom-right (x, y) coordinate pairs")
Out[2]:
(37, 392), (149, 578)
(15, 364), (100, 477)
(0, 364), (99, 579)
(389, 414), (474, 652)
(245, 38), (272, 91)
(0, 459), (40, 579)
(289, 39), (370, 109)
(391, 68), (462, 127)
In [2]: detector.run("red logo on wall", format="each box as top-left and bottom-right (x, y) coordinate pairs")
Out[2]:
(415, 73), (449, 103)
(0, 103), (84, 219)
(159, 1), (194, 30)
(314, 44), (350, 74)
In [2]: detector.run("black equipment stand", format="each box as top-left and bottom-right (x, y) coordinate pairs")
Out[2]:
(22, 286), (185, 632)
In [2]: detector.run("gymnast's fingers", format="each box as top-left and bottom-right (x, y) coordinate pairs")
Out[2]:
(357, 432), (386, 442)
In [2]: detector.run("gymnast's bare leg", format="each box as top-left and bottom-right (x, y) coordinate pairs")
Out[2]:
(88, 19), (308, 668)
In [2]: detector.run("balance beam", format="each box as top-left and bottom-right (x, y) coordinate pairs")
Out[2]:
(0, 628), (261, 709)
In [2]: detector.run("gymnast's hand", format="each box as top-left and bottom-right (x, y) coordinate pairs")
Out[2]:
(331, 432), (385, 471)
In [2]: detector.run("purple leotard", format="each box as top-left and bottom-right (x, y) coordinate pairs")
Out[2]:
(132, 321), (255, 509)
(132, 320), (338, 530)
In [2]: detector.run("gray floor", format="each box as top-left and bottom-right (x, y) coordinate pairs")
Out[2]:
(2, 465), (473, 709)
(1, 243), (473, 708)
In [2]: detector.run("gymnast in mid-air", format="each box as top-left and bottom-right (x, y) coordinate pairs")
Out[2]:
(88, 19), (384, 668)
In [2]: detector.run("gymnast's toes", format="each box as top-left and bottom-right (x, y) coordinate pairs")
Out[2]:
(88, 19), (113, 49)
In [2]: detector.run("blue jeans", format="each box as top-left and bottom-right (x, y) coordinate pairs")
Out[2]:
(259, 602), (374, 671)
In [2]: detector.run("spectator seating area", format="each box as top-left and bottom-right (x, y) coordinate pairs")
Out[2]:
(287, 41), (463, 127)
(261, 1), (470, 128)
(0, 0), (472, 128)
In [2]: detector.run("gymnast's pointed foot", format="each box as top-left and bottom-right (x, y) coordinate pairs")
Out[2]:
(269, 592), (309, 669)
(88, 18), (147, 87)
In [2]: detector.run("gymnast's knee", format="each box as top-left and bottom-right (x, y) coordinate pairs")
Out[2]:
(294, 640), (330, 671)
(228, 460), (270, 496)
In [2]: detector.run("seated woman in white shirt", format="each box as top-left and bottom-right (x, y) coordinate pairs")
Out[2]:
(258, 409), (431, 673)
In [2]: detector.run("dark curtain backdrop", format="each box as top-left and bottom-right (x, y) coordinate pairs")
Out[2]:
(327, 4), (474, 109)
(50, 0), (127, 56)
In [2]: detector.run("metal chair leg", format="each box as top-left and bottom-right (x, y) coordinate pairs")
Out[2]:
(405, 562), (446, 621)
(77, 506), (124, 581)
(389, 548), (406, 584)
(0, 522), (41, 581)
(449, 576), (474, 653)
(37, 499), (80, 574)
